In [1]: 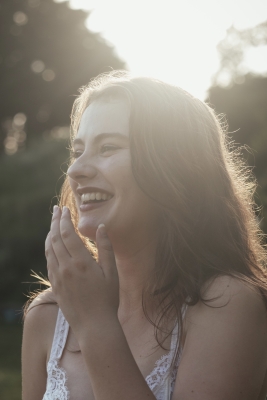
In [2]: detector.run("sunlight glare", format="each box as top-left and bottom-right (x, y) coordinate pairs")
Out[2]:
(56, 0), (267, 99)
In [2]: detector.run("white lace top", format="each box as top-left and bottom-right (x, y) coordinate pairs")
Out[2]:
(43, 306), (187, 400)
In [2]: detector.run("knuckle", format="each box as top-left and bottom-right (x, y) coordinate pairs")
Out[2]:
(51, 234), (58, 244)
(61, 229), (70, 240)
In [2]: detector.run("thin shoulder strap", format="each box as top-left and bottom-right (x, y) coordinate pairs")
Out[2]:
(170, 322), (178, 353)
(49, 308), (70, 361)
(162, 303), (188, 399)
(170, 302), (188, 353)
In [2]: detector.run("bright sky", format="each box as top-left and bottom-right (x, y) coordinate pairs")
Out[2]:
(56, 0), (267, 100)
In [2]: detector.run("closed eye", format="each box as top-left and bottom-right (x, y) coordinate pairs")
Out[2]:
(70, 144), (120, 159)
(100, 144), (120, 154)
(70, 149), (83, 159)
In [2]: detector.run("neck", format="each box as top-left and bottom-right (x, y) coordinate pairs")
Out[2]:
(112, 232), (159, 324)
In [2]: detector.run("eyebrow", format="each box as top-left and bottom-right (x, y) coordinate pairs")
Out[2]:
(72, 132), (128, 147)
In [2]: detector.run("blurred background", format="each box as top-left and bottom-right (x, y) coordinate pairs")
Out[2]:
(0, 0), (266, 398)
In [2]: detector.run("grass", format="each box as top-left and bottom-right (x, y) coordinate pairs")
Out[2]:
(0, 322), (23, 400)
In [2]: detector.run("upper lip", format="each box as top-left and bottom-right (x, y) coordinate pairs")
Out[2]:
(76, 186), (113, 197)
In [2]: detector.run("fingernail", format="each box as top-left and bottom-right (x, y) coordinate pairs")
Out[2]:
(53, 205), (58, 215)
(63, 206), (68, 214)
(98, 224), (107, 237)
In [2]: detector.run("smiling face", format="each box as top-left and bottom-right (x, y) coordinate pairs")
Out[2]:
(67, 99), (160, 244)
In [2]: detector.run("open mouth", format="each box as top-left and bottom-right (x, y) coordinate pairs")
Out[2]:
(81, 192), (112, 205)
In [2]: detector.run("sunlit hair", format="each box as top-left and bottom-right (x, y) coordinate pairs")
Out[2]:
(35, 70), (267, 365)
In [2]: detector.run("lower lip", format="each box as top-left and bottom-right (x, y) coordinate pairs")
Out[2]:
(79, 199), (112, 212)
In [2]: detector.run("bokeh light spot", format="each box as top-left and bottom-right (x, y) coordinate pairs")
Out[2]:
(42, 69), (56, 81)
(31, 60), (45, 73)
(13, 11), (28, 26)
(13, 113), (27, 127)
(3, 113), (27, 155)
(50, 126), (69, 139)
(43, 126), (70, 141)
(4, 137), (18, 155)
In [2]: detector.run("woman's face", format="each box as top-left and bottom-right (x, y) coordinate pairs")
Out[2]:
(67, 99), (160, 243)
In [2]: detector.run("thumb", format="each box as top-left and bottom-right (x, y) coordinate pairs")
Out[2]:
(96, 224), (117, 278)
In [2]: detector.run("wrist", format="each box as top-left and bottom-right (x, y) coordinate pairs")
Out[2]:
(77, 313), (121, 349)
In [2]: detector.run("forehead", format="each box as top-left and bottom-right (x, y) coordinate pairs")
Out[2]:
(77, 100), (130, 140)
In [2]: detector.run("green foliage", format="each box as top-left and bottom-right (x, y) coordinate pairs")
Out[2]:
(0, 0), (125, 152)
(208, 74), (267, 235)
(0, 0), (125, 306)
(209, 20), (267, 237)
(0, 139), (69, 303)
(213, 20), (267, 86)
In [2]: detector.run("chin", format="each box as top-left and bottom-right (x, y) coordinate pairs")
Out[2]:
(77, 220), (98, 241)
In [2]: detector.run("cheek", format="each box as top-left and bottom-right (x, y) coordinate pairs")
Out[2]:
(68, 176), (77, 193)
(68, 177), (81, 209)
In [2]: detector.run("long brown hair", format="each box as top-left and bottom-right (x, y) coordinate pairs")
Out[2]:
(31, 70), (267, 364)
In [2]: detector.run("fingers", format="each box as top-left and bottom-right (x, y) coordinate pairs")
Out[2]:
(96, 224), (117, 279)
(45, 232), (58, 285)
(59, 207), (88, 259)
(50, 206), (71, 259)
(45, 232), (59, 265)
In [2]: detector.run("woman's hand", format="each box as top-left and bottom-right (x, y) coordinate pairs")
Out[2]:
(45, 206), (158, 400)
(45, 206), (119, 341)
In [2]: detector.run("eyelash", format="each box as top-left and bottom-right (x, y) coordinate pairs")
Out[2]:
(70, 150), (82, 159)
(100, 144), (119, 153)
(70, 145), (119, 159)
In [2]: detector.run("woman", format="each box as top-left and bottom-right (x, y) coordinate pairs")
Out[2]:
(22, 71), (267, 400)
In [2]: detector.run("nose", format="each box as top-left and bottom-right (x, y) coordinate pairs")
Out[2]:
(67, 157), (97, 183)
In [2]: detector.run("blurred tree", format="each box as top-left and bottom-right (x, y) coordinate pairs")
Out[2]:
(0, 0), (125, 154)
(208, 21), (267, 236)
(212, 20), (267, 87)
(0, 0), (126, 305)
(0, 139), (68, 305)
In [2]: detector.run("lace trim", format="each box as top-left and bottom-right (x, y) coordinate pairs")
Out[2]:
(145, 304), (188, 398)
(145, 323), (179, 396)
(43, 309), (70, 400)
(43, 306), (187, 400)
(43, 359), (70, 400)
(50, 309), (69, 360)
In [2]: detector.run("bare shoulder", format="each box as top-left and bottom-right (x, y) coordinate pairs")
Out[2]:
(202, 274), (264, 300)
(174, 275), (267, 400)
(26, 287), (57, 312)
(24, 289), (59, 357)
(186, 274), (267, 323)
(22, 290), (59, 399)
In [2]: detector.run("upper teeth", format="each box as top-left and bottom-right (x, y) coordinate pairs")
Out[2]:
(81, 192), (112, 203)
